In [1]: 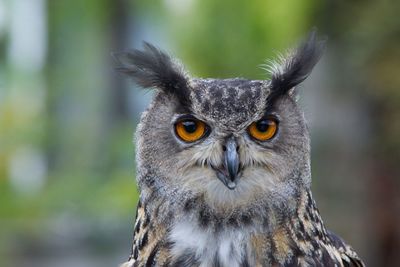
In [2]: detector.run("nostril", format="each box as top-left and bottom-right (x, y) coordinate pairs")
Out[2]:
(222, 144), (239, 152)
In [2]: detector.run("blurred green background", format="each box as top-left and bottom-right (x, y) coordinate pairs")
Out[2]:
(0, 0), (399, 266)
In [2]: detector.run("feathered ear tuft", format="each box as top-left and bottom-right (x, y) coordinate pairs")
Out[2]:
(114, 42), (191, 106)
(266, 30), (326, 103)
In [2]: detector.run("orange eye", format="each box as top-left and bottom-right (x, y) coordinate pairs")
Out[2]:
(248, 118), (278, 141)
(175, 118), (207, 142)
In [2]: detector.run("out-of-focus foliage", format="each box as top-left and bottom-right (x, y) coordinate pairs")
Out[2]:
(138, 0), (318, 78)
(321, 1), (400, 266)
(0, 0), (399, 266)
(0, 1), (138, 266)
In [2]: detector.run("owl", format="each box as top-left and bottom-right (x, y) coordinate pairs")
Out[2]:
(117, 31), (364, 267)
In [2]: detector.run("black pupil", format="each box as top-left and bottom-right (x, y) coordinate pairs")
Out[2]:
(182, 120), (197, 133)
(256, 120), (270, 132)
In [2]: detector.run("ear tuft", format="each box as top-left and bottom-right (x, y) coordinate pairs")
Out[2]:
(114, 42), (191, 106)
(266, 30), (326, 103)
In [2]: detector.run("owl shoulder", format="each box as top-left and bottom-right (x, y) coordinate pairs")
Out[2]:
(326, 230), (365, 267)
(120, 200), (171, 267)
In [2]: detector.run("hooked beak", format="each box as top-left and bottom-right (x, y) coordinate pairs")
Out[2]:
(214, 137), (240, 190)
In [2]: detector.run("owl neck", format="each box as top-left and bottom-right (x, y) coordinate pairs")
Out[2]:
(141, 180), (326, 238)
(194, 189), (324, 231)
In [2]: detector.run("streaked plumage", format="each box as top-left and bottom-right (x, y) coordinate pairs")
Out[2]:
(117, 31), (364, 267)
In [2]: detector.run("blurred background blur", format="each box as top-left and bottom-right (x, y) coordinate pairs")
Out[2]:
(0, 0), (399, 266)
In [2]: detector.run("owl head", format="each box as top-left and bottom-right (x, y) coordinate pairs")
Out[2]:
(117, 32), (325, 210)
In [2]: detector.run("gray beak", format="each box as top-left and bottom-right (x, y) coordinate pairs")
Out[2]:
(216, 137), (240, 190)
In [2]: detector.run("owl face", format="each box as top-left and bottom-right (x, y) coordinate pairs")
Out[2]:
(136, 79), (310, 208)
(119, 32), (324, 208)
